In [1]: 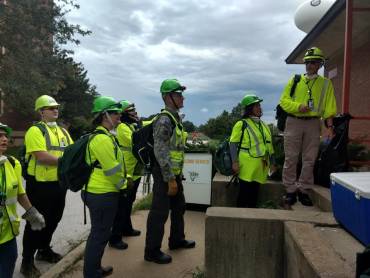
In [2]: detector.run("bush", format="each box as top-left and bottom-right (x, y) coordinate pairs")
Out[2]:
(132, 193), (152, 213)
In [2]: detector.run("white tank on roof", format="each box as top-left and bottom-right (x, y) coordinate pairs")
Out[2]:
(294, 0), (336, 33)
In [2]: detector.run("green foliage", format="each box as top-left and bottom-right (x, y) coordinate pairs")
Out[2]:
(132, 193), (153, 213)
(192, 267), (205, 278)
(257, 200), (280, 209)
(183, 120), (197, 132)
(198, 104), (243, 140)
(0, 0), (91, 117)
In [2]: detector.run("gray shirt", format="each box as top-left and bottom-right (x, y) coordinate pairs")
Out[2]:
(153, 107), (180, 182)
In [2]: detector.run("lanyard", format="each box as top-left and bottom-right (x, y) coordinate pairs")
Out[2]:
(305, 77), (318, 100)
(0, 165), (6, 206)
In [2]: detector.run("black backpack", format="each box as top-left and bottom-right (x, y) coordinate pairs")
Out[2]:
(58, 130), (107, 192)
(19, 123), (47, 178)
(132, 112), (176, 167)
(214, 120), (247, 176)
(275, 74), (301, 131)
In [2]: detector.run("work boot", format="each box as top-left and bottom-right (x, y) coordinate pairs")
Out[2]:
(123, 229), (141, 237)
(169, 239), (196, 250)
(35, 247), (62, 263)
(109, 240), (128, 250)
(99, 266), (113, 277)
(282, 192), (297, 209)
(144, 250), (172, 264)
(297, 191), (313, 206)
(20, 259), (41, 278)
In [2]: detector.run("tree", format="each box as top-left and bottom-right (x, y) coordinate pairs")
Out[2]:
(0, 0), (91, 117)
(182, 120), (196, 132)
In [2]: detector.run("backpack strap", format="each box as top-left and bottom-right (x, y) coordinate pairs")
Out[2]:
(290, 74), (301, 98)
(237, 120), (248, 154)
(6, 155), (15, 168)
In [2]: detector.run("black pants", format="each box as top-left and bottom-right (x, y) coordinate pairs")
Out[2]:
(82, 191), (119, 278)
(237, 179), (260, 208)
(109, 178), (141, 243)
(145, 167), (185, 255)
(22, 176), (66, 261)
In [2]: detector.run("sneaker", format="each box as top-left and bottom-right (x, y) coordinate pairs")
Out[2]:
(35, 247), (62, 263)
(20, 260), (41, 278)
(109, 240), (128, 250)
(144, 250), (172, 264)
(297, 191), (313, 206)
(169, 239), (196, 250)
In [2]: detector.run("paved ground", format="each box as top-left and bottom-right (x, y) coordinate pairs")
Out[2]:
(62, 210), (205, 278)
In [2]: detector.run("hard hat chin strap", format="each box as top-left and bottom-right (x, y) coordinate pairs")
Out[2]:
(104, 111), (117, 135)
(169, 93), (179, 111)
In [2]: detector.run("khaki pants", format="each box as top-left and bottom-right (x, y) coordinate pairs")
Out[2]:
(283, 117), (320, 193)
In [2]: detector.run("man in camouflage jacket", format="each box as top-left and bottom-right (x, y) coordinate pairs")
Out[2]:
(144, 79), (195, 264)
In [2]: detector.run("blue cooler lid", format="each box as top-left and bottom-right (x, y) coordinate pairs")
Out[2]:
(330, 172), (370, 199)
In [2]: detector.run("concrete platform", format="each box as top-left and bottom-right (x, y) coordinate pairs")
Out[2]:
(43, 210), (205, 278)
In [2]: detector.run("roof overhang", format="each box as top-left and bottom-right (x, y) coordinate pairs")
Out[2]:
(286, 0), (370, 64)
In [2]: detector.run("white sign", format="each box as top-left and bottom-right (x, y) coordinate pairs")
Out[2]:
(182, 153), (212, 205)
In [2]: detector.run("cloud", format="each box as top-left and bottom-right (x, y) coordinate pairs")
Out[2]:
(66, 0), (306, 125)
(200, 108), (209, 113)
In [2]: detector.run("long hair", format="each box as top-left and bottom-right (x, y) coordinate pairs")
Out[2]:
(92, 113), (104, 126)
(242, 104), (254, 118)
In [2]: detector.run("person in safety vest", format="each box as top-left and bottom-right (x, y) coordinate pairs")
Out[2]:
(82, 96), (127, 278)
(144, 79), (195, 264)
(230, 95), (275, 208)
(109, 100), (142, 250)
(21, 95), (73, 277)
(279, 47), (337, 209)
(0, 123), (45, 278)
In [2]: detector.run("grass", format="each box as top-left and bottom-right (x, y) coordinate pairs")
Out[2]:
(257, 200), (280, 209)
(191, 266), (205, 278)
(132, 192), (153, 213)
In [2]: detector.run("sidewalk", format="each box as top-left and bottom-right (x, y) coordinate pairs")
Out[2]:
(61, 210), (205, 278)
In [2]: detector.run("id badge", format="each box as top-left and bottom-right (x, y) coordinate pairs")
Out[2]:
(307, 99), (314, 110)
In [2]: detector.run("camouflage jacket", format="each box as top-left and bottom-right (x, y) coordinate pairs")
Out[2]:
(153, 107), (180, 182)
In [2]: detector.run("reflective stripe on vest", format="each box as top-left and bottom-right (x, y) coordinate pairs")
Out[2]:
(160, 110), (185, 175)
(239, 119), (270, 158)
(44, 127), (71, 151)
(316, 79), (329, 116)
(104, 163), (122, 176)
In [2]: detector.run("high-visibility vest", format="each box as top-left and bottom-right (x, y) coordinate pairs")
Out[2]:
(230, 118), (274, 183)
(160, 110), (186, 175)
(25, 122), (72, 181)
(85, 126), (127, 194)
(0, 158), (24, 244)
(117, 122), (141, 181)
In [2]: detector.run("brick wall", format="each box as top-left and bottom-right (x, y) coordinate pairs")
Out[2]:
(325, 40), (370, 146)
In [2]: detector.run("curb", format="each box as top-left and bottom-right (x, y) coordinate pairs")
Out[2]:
(40, 241), (86, 278)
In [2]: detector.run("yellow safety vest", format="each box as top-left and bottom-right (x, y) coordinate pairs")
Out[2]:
(117, 122), (141, 181)
(230, 118), (274, 184)
(280, 74), (337, 119)
(160, 110), (186, 175)
(25, 122), (72, 182)
(85, 126), (127, 194)
(0, 157), (25, 244)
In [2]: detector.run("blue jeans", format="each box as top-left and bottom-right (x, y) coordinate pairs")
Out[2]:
(0, 238), (18, 278)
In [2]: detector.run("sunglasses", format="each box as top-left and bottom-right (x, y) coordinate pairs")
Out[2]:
(44, 106), (59, 111)
(305, 60), (321, 65)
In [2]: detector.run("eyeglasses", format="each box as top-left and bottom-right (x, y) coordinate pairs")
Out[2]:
(44, 106), (59, 111)
(305, 60), (321, 65)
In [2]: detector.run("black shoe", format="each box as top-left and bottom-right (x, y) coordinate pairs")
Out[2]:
(123, 229), (141, 237)
(169, 239), (196, 250)
(99, 265), (113, 277)
(35, 247), (62, 263)
(20, 260), (41, 278)
(297, 191), (313, 206)
(283, 192), (297, 206)
(109, 240), (128, 250)
(144, 250), (172, 264)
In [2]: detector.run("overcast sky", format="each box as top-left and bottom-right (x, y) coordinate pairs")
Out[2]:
(67, 0), (308, 125)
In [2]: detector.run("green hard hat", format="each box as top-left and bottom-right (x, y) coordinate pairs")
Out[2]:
(241, 94), (263, 107)
(303, 47), (325, 62)
(0, 122), (12, 137)
(92, 96), (122, 114)
(160, 79), (186, 95)
(35, 95), (59, 111)
(120, 100), (134, 112)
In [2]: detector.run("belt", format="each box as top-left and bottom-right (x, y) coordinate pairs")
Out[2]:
(288, 115), (320, 120)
